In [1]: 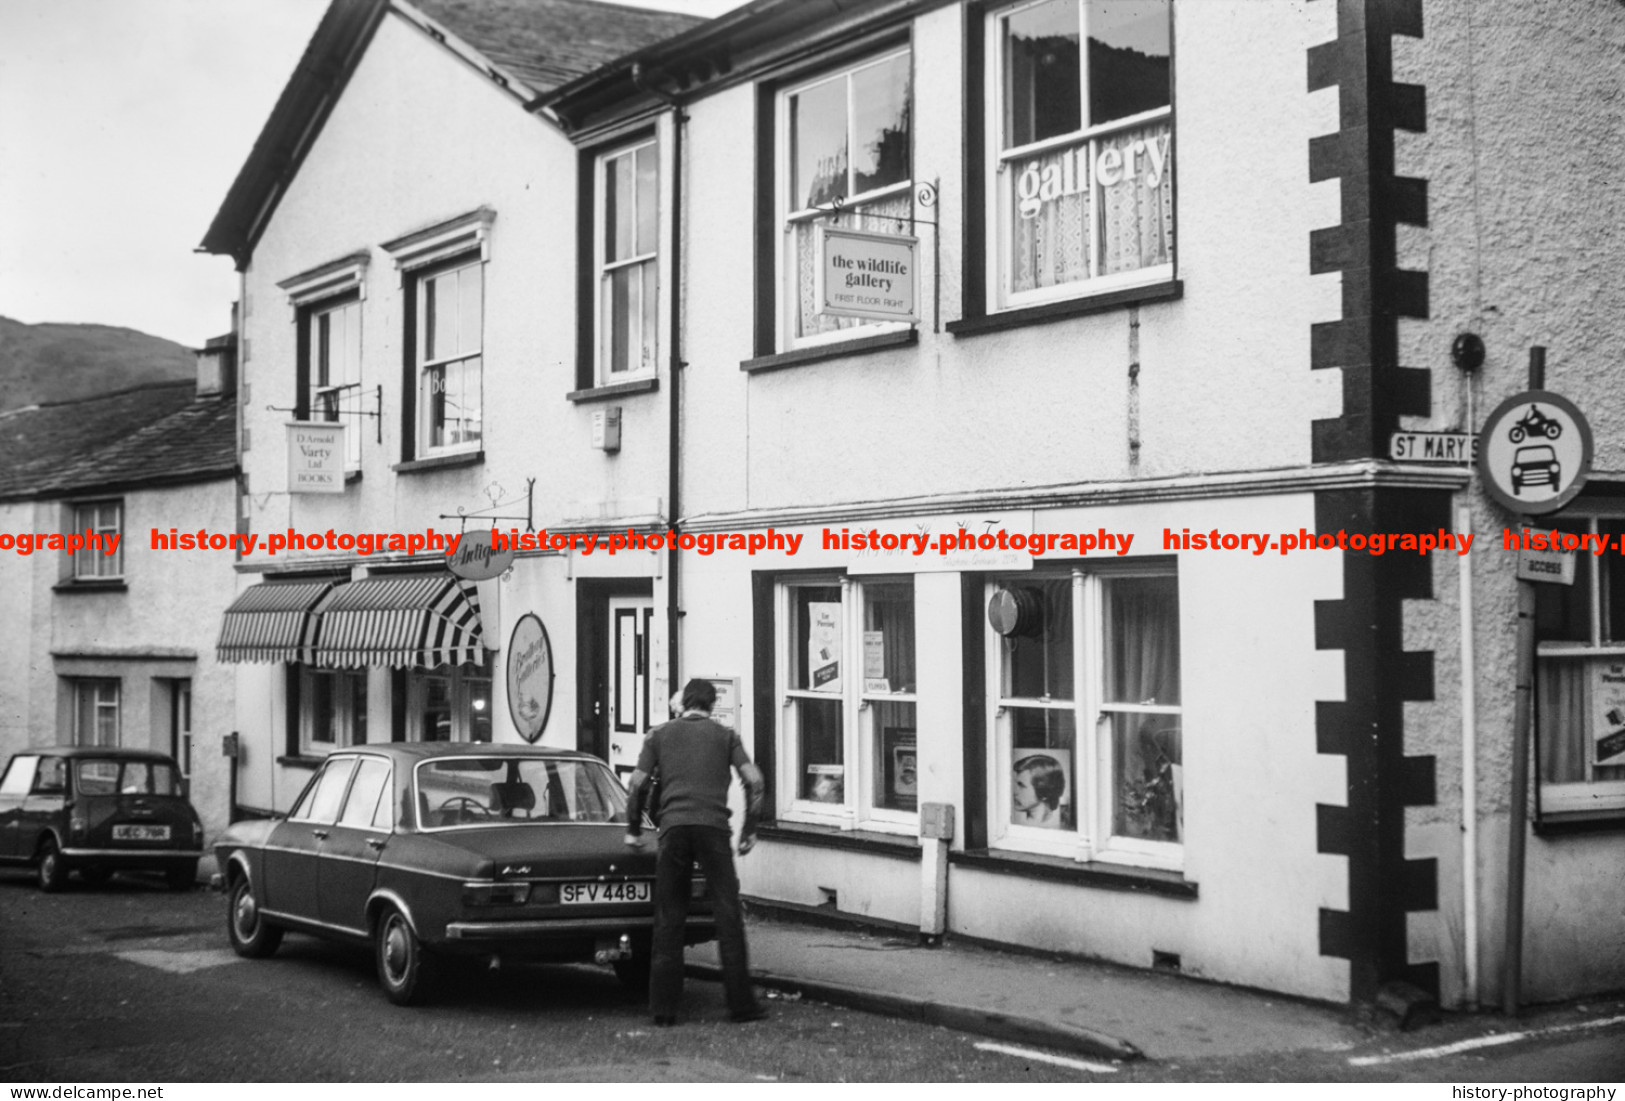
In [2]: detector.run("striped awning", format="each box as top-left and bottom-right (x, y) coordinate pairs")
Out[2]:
(216, 580), (334, 664)
(309, 574), (484, 669)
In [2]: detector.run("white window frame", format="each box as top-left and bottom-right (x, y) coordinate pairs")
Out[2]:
(595, 138), (660, 384)
(299, 665), (367, 754)
(72, 678), (121, 747)
(71, 500), (122, 580)
(306, 294), (364, 470)
(1534, 515), (1625, 816)
(776, 49), (914, 353)
(986, 0), (1174, 313)
(985, 564), (1183, 870)
(775, 575), (919, 835)
(414, 256), (484, 456)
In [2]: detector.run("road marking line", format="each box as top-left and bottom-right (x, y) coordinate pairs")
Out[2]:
(114, 948), (242, 974)
(1348, 1013), (1625, 1066)
(973, 1041), (1118, 1074)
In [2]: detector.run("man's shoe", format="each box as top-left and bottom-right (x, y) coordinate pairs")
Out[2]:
(652, 1015), (676, 1027)
(729, 1006), (769, 1023)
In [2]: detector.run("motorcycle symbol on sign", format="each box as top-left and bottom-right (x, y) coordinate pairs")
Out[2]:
(1508, 405), (1563, 444)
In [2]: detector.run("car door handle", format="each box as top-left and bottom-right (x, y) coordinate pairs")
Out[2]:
(366, 838), (386, 851)
(312, 828), (329, 840)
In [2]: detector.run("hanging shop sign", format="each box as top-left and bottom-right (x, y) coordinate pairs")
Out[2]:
(446, 528), (515, 581)
(1476, 390), (1592, 515)
(287, 422), (345, 494)
(815, 224), (918, 323)
(1389, 431), (1478, 464)
(506, 612), (554, 743)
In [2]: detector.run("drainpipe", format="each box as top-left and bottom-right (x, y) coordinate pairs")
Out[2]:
(631, 63), (687, 692)
(1457, 341), (1481, 1010)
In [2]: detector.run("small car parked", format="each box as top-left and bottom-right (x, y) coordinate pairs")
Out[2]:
(214, 743), (715, 1005)
(0, 747), (205, 891)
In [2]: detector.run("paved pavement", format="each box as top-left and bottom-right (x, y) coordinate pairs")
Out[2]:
(688, 908), (1370, 1063)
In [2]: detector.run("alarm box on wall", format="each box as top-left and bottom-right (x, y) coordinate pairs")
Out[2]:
(591, 407), (622, 452)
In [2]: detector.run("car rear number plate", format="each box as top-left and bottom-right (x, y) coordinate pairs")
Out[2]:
(112, 824), (171, 842)
(560, 881), (651, 905)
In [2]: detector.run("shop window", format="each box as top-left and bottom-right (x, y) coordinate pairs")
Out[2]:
(414, 256), (483, 454)
(595, 138), (659, 382)
(776, 576), (918, 831)
(986, 0), (1172, 312)
(70, 500), (123, 580)
(298, 292), (364, 470)
(71, 678), (121, 746)
(776, 49), (912, 350)
(1534, 518), (1625, 819)
(296, 665), (367, 754)
(987, 564), (1182, 867)
(408, 659), (492, 742)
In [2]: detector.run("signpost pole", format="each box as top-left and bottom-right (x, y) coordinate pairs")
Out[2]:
(1502, 346), (1544, 1017)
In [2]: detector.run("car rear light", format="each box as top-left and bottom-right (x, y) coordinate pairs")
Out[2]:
(69, 815), (87, 840)
(529, 883), (560, 905)
(463, 881), (531, 906)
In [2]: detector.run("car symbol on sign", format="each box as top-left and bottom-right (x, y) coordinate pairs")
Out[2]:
(1511, 445), (1560, 495)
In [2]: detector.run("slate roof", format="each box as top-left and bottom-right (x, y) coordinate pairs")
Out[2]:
(0, 383), (236, 502)
(202, 0), (705, 263)
(412, 0), (704, 94)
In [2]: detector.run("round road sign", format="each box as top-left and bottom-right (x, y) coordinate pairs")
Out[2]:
(1476, 390), (1592, 515)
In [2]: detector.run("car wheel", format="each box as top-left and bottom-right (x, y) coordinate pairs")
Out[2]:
(227, 875), (284, 958)
(37, 839), (67, 893)
(166, 861), (198, 891)
(375, 906), (436, 1006)
(79, 866), (112, 887)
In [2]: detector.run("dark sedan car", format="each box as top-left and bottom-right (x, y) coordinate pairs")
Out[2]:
(215, 743), (715, 1004)
(0, 746), (205, 891)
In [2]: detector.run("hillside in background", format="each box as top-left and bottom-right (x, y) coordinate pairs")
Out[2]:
(0, 316), (196, 412)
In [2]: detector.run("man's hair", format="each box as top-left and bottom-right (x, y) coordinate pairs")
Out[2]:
(681, 677), (718, 713)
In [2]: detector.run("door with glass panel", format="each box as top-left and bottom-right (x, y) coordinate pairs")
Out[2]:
(607, 596), (654, 778)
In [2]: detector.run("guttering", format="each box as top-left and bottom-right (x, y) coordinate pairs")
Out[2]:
(630, 62), (689, 689)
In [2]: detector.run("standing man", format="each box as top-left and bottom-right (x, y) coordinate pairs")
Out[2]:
(625, 677), (767, 1025)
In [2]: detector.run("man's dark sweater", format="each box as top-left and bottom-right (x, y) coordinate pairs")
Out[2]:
(632, 715), (761, 836)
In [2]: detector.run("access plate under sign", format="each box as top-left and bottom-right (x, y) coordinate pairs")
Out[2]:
(1517, 546), (1576, 585)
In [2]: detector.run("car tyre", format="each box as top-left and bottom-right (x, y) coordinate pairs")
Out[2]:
(166, 861), (198, 891)
(376, 906), (436, 1006)
(227, 875), (284, 958)
(37, 839), (67, 893)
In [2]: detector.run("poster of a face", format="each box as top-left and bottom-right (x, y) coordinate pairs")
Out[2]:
(1011, 750), (1070, 829)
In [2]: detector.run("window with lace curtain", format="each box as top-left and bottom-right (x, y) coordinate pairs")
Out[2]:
(777, 50), (913, 351)
(1534, 517), (1625, 820)
(986, 564), (1182, 868)
(988, 0), (1172, 311)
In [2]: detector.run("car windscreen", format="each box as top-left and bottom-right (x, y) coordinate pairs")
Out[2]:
(76, 760), (181, 796)
(415, 757), (628, 829)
